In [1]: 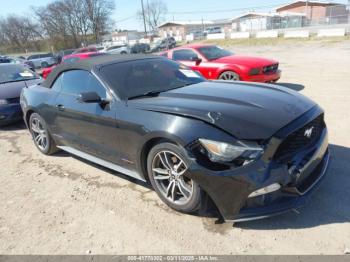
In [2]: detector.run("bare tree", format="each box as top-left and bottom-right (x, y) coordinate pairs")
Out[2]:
(138, 0), (168, 33)
(0, 15), (42, 52)
(1, 0), (115, 52)
(83, 0), (115, 42)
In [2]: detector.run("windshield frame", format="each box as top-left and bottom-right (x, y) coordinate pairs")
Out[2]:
(99, 57), (206, 100)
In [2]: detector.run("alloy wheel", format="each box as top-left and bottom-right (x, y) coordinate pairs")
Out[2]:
(219, 71), (240, 81)
(151, 151), (193, 205)
(31, 117), (48, 151)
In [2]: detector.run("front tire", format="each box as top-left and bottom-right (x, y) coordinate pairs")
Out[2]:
(29, 113), (58, 155)
(219, 71), (240, 81)
(147, 143), (201, 213)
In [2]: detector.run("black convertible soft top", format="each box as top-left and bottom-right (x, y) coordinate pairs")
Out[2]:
(42, 54), (160, 88)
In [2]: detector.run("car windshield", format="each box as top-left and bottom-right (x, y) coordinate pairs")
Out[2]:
(198, 45), (233, 60)
(100, 58), (205, 99)
(0, 65), (39, 84)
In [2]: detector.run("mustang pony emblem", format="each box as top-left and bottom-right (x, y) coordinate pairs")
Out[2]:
(304, 127), (314, 138)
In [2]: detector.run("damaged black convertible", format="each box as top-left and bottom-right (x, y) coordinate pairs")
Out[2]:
(20, 55), (329, 222)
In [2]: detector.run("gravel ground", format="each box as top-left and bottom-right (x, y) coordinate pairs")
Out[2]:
(1, 39), (350, 255)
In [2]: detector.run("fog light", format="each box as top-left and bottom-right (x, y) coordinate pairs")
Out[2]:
(248, 183), (281, 198)
(0, 114), (6, 120)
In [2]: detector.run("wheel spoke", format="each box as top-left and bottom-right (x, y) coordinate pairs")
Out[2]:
(152, 168), (169, 175)
(31, 120), (40, 133)
(171, 181), (176, 201)
(159, 153), (172, 170)
(42, 137), (47, 148)
(174, 160), (184, 172)
(178, 179), (192, 195)
(166, 180), (174, 198)
(163, 152), (174, 171)
(177, 168), (188, 176)
(35, 134), (41, 143)
(38, 136), (44, 147)
(154, 175), (170, 180)
(177, 182), (189, 199)
(31, 125), (40, 133)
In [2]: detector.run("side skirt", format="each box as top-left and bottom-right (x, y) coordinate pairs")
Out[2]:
(57, 146), (146, 182)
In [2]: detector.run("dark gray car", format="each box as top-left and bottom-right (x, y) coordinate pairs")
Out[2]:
(0, 64), (41, 126)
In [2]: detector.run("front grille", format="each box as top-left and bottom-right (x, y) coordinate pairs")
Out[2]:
(263, 63), (278, 74)
(274, 114), (325, 162)
(7, 97), (20, 104)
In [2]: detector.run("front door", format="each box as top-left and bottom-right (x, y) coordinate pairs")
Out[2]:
(51, 70), (121, 164)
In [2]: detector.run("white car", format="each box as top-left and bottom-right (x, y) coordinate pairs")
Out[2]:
(27, 53), (57, 69)
(104, 45), (130, 54)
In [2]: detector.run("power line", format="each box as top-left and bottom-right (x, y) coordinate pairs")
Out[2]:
(167, 2), (291, 15)
(115, 15), (137, 23)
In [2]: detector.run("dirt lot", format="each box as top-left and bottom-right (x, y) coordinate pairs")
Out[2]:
(1, 39), (350, 255)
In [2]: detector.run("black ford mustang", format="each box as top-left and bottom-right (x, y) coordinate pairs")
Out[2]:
(20, 55), (329, 222)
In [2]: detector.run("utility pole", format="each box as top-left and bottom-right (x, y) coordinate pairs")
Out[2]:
(147, 0), (151, 33)
(141, 0), (147, 36)
(348, 0), (350, 24)
(305, 0), (309, 26)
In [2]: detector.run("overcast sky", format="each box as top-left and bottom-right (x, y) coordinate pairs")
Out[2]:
(2, 0), (348, 30)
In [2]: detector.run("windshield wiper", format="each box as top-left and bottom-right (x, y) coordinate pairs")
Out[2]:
(0, 78), (39, 85)
(128, 82), (197, 100)
(128, 90), (163, 100)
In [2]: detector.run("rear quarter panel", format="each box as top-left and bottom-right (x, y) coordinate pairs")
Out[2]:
(21, 84), (59, 127)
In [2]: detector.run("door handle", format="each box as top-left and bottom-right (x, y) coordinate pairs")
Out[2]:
(56, 104), (65, 111)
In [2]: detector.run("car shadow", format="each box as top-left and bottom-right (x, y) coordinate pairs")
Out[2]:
(237, 144), (350, 229)
(65, 154), (151, 189)
(49, 142), (350, 229)
(0, 121), (26, 131)
(276, 82), (305, 91)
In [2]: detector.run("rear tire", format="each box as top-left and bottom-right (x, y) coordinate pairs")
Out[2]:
(147, 142), (201, 213)
(29, 113), (58, 155)
(41, 62), (49, 68)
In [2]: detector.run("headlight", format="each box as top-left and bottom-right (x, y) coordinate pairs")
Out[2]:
(198, 138), (264, 163)
(0, 99), (9, 105)
(248, 68), (261, 76)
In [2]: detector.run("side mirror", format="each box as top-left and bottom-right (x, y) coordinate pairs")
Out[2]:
(191, 57), (202, 65)
(78, 92), (102, 103)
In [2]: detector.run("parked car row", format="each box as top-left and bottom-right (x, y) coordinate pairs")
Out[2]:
(0, 56), (35, 71)
(103, 42), (152, 54)
(1, 43), (282, 127)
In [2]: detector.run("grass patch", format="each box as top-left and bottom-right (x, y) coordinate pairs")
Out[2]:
(192, 35), (350, 47)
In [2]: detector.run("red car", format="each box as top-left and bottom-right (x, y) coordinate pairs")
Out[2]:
(42, 52), (102, 79)
(160, 44), (281, 82)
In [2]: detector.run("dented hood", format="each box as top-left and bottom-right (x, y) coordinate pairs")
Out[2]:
(128, 81), (316, 139)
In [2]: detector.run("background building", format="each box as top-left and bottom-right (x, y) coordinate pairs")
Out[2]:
(276, 1), (349, 25)
(231, 12), (306, 31)
(158, 19), (232, 40)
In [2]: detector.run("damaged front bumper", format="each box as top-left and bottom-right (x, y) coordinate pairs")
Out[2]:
(187, 107), (330, 222)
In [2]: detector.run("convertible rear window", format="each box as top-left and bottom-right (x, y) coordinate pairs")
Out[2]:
(100, 58), (205, 99)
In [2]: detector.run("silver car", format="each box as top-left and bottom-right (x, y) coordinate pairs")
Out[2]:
(27, 53), (57, 69)
(104, 44), (130, 54)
